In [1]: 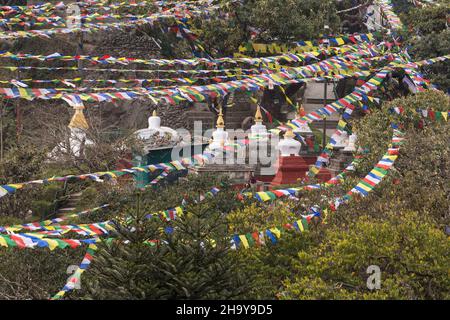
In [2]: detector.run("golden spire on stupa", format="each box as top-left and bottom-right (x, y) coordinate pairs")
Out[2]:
(216, 107), (225, 128)
(255, 105), (263, 122)
(152, 110), (157, 117)
(68, 106), (89, 130)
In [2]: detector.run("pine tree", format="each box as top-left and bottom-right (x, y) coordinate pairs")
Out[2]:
(81, 184), (251, 299)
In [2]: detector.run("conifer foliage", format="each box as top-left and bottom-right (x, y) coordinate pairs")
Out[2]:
(81, 183), (251, 299)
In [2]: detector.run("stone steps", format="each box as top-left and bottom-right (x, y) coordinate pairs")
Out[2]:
(56, 192), (83, 216)
(56, 207), (77, 216)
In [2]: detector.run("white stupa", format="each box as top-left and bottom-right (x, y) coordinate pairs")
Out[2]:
(249, 105), (269, 139)
(293, 105), (312, 135)
(343, 133), (357, 152)
(208, 108), (229, 151)
(278, 129), (302, 156)
(135, 110), (178, 141)
(333, 130), (349, 149)
(49, 106), (93, 159)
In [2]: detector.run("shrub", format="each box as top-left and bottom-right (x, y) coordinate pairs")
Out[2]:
(280, 211), (450, 300)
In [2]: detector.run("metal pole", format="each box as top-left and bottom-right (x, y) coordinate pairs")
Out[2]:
(322, 24), (330, 150)
(0, 101), (3, 162)
(77, 0), (84, 77)
(15, 61), (21, 142)
(322, 80), (327, 149)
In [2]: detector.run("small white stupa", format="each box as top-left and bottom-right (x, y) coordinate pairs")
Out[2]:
(135, 110), (178, 140)
(293, 105), (312, 135)
(249, 105), (269, 139)
(343, 133), (357, 152)
(333, 130), (349, 149)
(208, 108), (229, 152)
(278, 128), (302, 156)
(49, 106), (93, 159)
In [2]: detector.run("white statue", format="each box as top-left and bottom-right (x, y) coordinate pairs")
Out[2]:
(278, 129), (302, 156)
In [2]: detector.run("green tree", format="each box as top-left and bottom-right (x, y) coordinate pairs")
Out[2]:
(396, 1), (450, 90)
(194, 0), (341, 56)
(80, 177), (251, 299)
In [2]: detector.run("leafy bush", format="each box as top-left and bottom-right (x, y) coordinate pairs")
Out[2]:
(280, 211), (450, 300)
(0, 245), (85, 299)
(30, 200), (54, 220)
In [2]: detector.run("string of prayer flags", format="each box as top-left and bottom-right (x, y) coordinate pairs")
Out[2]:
(0, 154), (215, 200)
(231, 217), (311, 249)
(252, 156), (360, 202)
(389, 106), (449, 121)
(1, 128), (402, 251)
(306, 67), (394, 178)
(0, 51), (385, 105)
(4, 221), (115, 237)
(0, 41), (376, 73)
(347, 129), (404, 198)
(376, 0), (404, 30)
(50, 243), (98, 300)
(238, 33), (376, 54)
(0, 12), (197, 40)
(0, 205), (109, 233)
(0, 0), (210, 16)
(0, 233), (100, 249)
(141, 187), (221, 222)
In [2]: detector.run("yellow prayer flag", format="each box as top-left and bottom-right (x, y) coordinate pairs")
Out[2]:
(370, 169), (384, 178)
(46, 239), (59, 251)
(176, 206), (184, 216)
(256, 192), (271, 202)
(297, 220), (305, 232)
(310, 166), (320, 174)
(273, 44), (281, 53)
(287, 122), (297, 129)
(269, 228), (281, 239)
(8, 184), (24, 190)
(239, 235), (249, 249)
(337, 119), (347, 128)
(252, 43), (266, 53)
(322, 208), (329, 225)
(357, 183), (372, 192)
(0, 236), (7, 247)
(385, 155), (398, 161)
